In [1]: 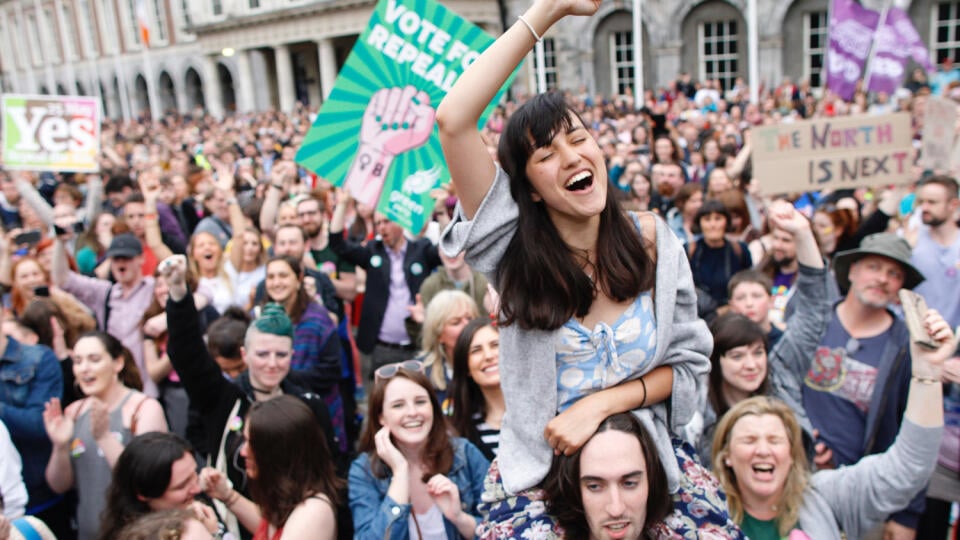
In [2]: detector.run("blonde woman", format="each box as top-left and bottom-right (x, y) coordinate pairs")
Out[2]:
(711, 308), (954, 540)
(188, 231), (233, 315)
(416, 290), (479, 411)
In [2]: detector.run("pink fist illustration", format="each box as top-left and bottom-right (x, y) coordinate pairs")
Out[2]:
(362, 86), (435, 155)
(345, 86), (436, 208)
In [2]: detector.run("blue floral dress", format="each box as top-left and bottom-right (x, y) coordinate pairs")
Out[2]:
(476, 293), (742, 539)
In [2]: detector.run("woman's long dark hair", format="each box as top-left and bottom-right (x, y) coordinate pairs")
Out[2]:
(98, 433), (193, 540)
(543, 413), (672, 536)
(496, 92), (655, 330)
(246, 395), (343, 527)
(449, 318), (497, 443)
(708, 313), (770, 417)
(263, 255), (311, 323)
(358, 369), (453, 480)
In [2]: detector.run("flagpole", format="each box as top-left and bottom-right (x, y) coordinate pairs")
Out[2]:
(535, 41), (547, 93)
(825, 0), (833, 94)
(862, 0), (894, 92)
(632, 0), (644, 109)
(747, 0), (759, 104)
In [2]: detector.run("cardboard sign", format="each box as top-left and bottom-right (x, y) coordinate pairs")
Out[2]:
(1, 94), (100, 172)
(296, 0), (514, 234)
(752, 113), (912, 194)
(920, 96), (956, 171)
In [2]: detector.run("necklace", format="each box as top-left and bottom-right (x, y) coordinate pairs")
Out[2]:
(572, 248), (597, 284)
(250, 384), (281, 399)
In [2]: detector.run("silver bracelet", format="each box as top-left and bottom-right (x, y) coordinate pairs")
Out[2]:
(517, 15), (542, 42)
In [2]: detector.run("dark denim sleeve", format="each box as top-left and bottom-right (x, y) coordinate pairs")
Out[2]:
(349, 455), (411, 540)
(0, 348), (62, 441)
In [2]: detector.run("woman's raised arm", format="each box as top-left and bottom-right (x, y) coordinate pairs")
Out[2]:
(436, 0), (600, 218)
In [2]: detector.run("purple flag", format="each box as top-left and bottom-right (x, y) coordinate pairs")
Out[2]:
(867, 8), (936, 94)
(827, 0), (880, 100)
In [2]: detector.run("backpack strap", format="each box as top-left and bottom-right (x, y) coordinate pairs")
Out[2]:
(101, 283), (113, 332)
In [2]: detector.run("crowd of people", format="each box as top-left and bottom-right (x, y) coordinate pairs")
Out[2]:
(2, 0), (960, 538)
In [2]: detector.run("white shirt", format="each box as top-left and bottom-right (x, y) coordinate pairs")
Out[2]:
(0, 420), (27, 518)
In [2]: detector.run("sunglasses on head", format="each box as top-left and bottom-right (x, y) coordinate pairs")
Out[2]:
(374, 360), (423, 383)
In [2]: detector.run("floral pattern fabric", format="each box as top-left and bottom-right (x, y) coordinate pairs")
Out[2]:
(477, 440), (743, 539)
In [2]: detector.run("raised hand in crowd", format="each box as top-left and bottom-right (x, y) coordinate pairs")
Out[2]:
(158, 254), (189, 302)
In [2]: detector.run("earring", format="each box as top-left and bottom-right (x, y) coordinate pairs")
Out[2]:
(724, 459), (731, 467)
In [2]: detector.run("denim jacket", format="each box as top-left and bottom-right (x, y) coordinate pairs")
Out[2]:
(0, 337), (62, 507)
(349, 437), (490, 539)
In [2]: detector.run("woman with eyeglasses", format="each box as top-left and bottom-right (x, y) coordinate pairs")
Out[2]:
(158, 254), (342, 540)
(349, 362), (490, 539)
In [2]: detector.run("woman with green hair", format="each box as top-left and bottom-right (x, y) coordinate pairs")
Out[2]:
(158, 254), (343, 539)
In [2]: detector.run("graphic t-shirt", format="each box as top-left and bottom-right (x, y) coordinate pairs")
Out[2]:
(802, 314), (890, 466)
(769, 271), (797, 328)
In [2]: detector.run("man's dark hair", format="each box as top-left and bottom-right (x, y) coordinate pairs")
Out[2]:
(124, 192), (145, 206)
(207, 307), (251, 360)
(543, 413), (673, 537)
(105, 174), (135, 194)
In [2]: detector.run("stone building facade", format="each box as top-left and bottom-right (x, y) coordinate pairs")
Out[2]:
(1, 0), (957, 119)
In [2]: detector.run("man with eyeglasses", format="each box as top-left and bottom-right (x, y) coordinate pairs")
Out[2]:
(802, 233), (926, 539)
(296, 196), (357, 302)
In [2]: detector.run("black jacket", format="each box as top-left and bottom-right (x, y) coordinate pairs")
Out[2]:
(166, 293), (345, 491)
(329, 234), (440, 353)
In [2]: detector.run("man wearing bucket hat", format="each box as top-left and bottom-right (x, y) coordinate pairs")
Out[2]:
(802, 232), (926, 539)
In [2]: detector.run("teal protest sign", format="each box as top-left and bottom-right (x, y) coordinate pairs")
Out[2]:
(296, 0), (514, 234)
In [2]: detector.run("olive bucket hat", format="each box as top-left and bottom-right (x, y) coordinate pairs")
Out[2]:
(832, 233), (925, 292)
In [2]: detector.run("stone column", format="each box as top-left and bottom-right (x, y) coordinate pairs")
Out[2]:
(236, 48), (256, 113)
(274, 43), (296, 112)
(759, 36), (784, 92)
(317, 37), (337, 101)
(202, 55), (225, 118)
